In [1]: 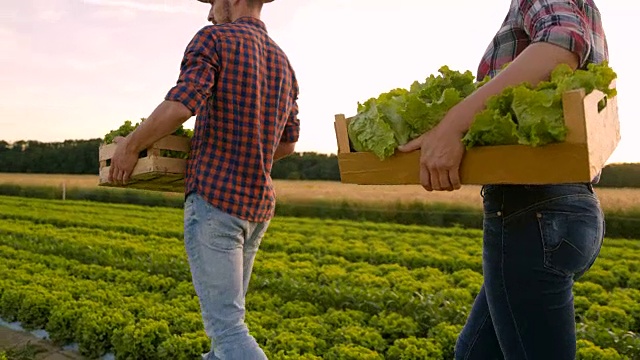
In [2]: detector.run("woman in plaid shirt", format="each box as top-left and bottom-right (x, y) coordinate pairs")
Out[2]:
(400, 0), (608, 358)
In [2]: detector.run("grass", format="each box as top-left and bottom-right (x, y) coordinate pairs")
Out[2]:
(0, 172), (639, 213)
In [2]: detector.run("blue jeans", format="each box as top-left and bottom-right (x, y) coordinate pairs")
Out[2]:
(455, 183), (605, 360)
(184, 193), (270, 360)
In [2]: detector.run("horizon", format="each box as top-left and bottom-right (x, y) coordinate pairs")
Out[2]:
(1, 0), (637, 164)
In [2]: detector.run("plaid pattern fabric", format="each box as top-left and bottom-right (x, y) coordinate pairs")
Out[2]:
(477, 0), (608, 81)
(165, 17), (300, 222)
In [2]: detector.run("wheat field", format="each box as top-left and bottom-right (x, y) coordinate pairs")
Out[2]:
(0, 172), (638, 212)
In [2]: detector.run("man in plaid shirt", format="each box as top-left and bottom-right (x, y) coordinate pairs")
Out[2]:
(399, 0), (608, 359)
(109, 0), (298, 358)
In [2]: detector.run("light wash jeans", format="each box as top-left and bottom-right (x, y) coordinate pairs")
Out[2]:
(184, 193), (270, 360)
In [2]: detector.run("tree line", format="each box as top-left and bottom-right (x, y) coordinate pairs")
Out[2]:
(0, 139), (341, 181)
(0, 140), (101, 174)
(0, 139), (638, 187)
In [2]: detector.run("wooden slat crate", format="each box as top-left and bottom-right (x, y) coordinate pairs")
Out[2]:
(334, 82), (620, 185)
(98, 135), (190, 193)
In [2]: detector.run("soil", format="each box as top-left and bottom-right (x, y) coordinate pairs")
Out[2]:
(0, 327), (84, 360)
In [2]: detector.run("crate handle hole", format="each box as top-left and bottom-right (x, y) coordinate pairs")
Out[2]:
(596, 95), (608, 113)
(158, 150), (189, 159)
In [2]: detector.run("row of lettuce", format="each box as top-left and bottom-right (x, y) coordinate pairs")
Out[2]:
(1, 184), (640, 241)
(0, 197), (639, 359)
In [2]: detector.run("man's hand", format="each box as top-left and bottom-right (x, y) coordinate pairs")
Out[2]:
(108, 136), (140, 185)
(398, 114), (466, 192)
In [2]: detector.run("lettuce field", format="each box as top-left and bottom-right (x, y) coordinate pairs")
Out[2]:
(0, 195), (639, 359)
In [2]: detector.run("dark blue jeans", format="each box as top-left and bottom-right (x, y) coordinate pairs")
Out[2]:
(454, 183), (605, 360)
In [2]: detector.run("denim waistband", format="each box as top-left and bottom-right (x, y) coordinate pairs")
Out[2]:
(480, 183), (598, 217)
(481, 183), (595, 198)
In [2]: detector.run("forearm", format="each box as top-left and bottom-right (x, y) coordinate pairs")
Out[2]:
(125, 100), (193, 154)
(448, 42), (580, 134)
(274, 142), (295, 161)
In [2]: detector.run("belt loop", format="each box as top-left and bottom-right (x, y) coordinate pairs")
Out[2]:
(481, 186), (485, 199)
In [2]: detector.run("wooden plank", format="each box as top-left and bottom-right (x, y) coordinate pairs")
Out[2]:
(585, 86), (620, 179)
(99, 157), (186, 182)
(562, 88), (587, 144)
(337, 151), (419, 185)
(98, 143), (117, 162)
(149, 157), (187, 175)
(98, 135), (190, 162)
(152, 135), (191, 152)
(334, 114), (351, 154)
(459, 143), (590, 184)
(99, 173), (185, 193)
(338, 142), (590, 185)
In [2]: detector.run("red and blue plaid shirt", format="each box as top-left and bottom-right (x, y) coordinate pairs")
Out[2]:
(477, 0), (608, 81)
(165, 17), (300, 222)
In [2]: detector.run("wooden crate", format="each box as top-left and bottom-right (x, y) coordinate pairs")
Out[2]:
(334, 83), (620, 185)
(98, 135), (190, 193)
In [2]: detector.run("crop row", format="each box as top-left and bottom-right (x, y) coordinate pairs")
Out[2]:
(0, 244), (465, 359)
(1, 197), (639, 358)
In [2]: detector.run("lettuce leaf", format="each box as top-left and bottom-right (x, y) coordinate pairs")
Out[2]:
(375, 89), (412, 145)
(347, 98), (398, 160)
(461, 108), (519, 148)
(511, 87), (567, 146)
(410, 65), (478, 101)
(552, 62), (617, 98)
(403, 87), (463, 138)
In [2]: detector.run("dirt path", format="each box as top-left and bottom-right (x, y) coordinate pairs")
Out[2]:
(0, 326), (84, 360)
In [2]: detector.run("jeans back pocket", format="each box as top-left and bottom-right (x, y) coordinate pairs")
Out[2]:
(537, 209), (604, 278)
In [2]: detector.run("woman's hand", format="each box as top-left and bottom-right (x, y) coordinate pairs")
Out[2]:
(397, 107), (468, 192)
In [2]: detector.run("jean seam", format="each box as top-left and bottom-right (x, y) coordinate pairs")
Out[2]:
(500, 208), (529, 360)
(462, 311), (491, 360)
(502, 194), (596, 224)
(537, 215), (574, 278)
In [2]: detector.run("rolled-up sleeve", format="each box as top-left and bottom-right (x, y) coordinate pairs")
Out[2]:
(165, 26), (220, 115)
(281, 79), (300, 143)
(521, 0), (592, 67)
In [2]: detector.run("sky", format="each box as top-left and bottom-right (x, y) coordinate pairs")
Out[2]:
(0, 0), (637, 164)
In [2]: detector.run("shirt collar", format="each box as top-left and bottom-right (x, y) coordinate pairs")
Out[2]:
(234, 17), (267, 32)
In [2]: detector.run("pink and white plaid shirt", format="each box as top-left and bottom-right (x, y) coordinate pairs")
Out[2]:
(476, 0), (608, 183)
(477, 0), (608, 81)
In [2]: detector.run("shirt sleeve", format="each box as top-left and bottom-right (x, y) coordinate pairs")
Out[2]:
(521, 0), (592, 67)
(165, 26), (220, 115)
(281, 78), (300, 143)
